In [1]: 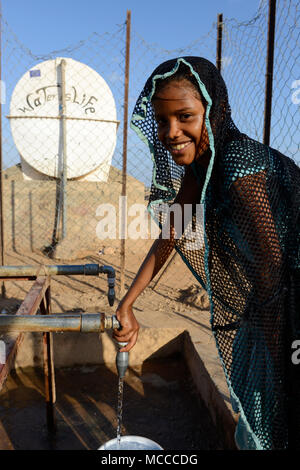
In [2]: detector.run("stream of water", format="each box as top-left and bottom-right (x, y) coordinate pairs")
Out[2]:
(116, 377), (124, 449)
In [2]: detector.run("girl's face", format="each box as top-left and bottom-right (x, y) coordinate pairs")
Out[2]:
(152, 80), (207, 166)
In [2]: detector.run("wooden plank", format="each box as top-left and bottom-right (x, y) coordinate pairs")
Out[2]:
(0, 276), (50, 391)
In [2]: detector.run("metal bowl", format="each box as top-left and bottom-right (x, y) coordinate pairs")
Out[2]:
(99, 435), (163, 450)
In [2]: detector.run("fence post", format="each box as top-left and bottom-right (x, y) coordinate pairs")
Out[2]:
(120, 10), (131, 297)
(0, 1), (5, 298)
(60, 59), (67, 240)
(216, 13), (223, 72)
(263, 0), (277, 146)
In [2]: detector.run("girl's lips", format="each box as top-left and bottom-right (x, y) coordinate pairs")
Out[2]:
(168, 141), (192, 155)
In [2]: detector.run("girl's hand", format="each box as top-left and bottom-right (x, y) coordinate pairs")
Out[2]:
(113, 301), (140, 352)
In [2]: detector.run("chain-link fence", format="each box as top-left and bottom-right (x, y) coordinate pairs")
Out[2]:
(221, 0), (300, 161)
(0, 0), (299, 297)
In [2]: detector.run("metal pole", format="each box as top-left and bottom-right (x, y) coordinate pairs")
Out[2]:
(0, 1), (6, 298)
(40, 287), (56, 432)
(60, 59), (67, 239)
(120, 10), (131, 297)
(216, 13), (223, 73)
(263, 0), (276, 146)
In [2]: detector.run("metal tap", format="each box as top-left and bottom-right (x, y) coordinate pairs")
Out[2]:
(110, 315), (129, 379)
(115, 341), (129, 379)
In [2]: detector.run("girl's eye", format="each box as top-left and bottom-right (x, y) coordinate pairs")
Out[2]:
(181, 113), (192, 120)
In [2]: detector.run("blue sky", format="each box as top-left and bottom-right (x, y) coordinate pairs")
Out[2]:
(2, 0), (262, 54)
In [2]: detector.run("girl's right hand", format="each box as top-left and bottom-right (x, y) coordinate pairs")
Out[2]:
(113, 301), (140, 352)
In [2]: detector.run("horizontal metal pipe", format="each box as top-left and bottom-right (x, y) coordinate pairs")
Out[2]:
(0, 314), (82, 332)
(0, 264), (102, 278)
(0, 313), (120, 333)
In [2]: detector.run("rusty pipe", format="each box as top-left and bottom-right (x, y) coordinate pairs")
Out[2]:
(0, 313), (120, 333)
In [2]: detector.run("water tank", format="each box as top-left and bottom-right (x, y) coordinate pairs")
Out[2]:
(9, 57), (118, 182)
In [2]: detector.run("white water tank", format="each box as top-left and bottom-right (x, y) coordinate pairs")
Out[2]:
(9, 57), (118, 181)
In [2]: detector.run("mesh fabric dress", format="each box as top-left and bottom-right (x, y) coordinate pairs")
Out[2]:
(130, 57), (300, 450)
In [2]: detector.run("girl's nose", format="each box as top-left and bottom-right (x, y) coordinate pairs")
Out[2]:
(166, 120), (181, 140)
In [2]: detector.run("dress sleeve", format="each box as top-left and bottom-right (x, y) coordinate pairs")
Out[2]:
(229, 169), (284, 306)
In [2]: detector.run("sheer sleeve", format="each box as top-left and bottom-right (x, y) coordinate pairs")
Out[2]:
(229, 169), (284, 305)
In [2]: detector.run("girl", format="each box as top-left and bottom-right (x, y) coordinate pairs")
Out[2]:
(113, 56), (300, 450)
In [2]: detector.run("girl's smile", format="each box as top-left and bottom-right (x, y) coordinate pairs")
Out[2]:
(152, 81), (207, 166)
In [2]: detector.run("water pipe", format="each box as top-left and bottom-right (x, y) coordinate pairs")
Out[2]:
(0, 313), (129, 378)
(0, 313), (115, 333)
(99, 265), (116, 307)
(0, 264), (116, 306)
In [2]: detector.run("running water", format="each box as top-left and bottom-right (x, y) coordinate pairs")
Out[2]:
(116, 377), (124, 448)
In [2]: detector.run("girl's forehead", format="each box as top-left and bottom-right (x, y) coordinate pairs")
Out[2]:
(153, 82), (199, 101)
(152, 77), (202, 103)
(152, 87), (205, 115)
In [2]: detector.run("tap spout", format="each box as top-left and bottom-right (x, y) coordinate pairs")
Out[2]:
(116, 342), (129, 379)
(110, 315), (129, 378)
